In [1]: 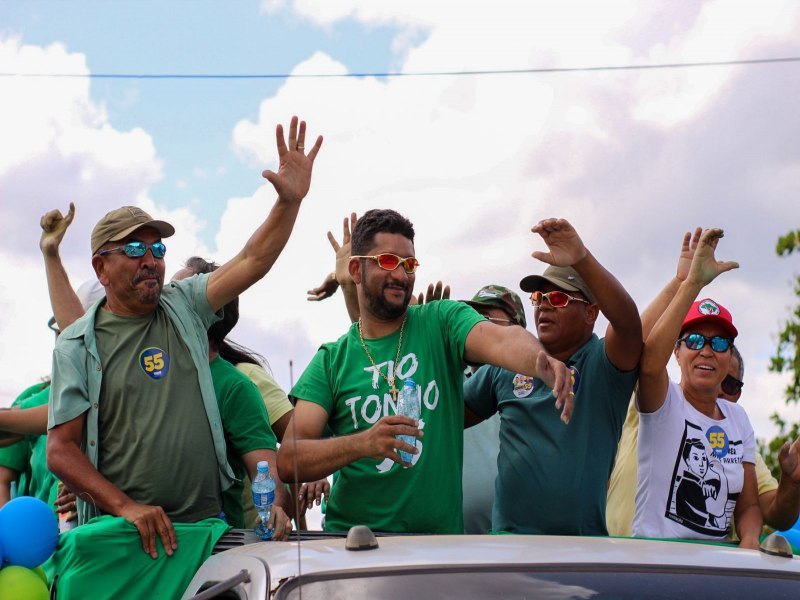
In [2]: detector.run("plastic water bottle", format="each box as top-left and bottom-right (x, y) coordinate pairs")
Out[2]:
(396, 378), (420, 464)
(252, 461), (275, 540)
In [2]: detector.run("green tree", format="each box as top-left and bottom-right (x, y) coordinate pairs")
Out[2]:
(770, 229), (800, 405)
(760, 229), (800, 480)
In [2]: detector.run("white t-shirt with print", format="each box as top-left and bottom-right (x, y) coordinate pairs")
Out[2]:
(633, 380), (755, 541)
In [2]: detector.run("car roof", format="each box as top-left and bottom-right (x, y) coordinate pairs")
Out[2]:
(185, 534), (799, 598)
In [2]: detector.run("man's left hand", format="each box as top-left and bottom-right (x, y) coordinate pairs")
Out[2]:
(262, 116), (323, 204)
(532, 218), (587, 267)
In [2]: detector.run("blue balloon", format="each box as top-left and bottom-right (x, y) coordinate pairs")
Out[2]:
(0, 497), (59, 568)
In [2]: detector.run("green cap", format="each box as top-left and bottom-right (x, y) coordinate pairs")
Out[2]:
(463, 284), (526, 328)
(519, 265), (596, 304)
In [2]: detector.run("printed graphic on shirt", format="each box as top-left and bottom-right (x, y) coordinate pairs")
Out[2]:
(139, 347), (170, 380)
(665, 420), (742, 536)
(512, 373), (535, 398)
(342, 351), (434, 474)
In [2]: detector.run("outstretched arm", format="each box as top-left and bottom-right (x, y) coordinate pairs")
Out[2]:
(40, 203), (86, 330)
(207, 117), (323, 311)
(463, 323), (573, 423)
(638, 229), (738, 413)
(0, 404), (48, 436)
(532, 218), (642, 371)
(277, 400), (422, 482)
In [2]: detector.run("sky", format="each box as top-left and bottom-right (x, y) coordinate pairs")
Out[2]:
(2, 0), (800, 455)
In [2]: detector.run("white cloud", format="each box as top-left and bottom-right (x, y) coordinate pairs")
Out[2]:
(4, 2), (800, 447)
(0, 36), (163, 264)
(222, 1), (800, 441)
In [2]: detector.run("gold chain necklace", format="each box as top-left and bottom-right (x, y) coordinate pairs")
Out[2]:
(358, 316), (406, 402)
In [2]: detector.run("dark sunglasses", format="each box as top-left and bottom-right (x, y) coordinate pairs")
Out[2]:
(678, 333), (733, 353)
(97, 241), (166, 259)
(721, 374), (744, 396)
(351, 253), (419, 274)
(530, 290), (589, 309)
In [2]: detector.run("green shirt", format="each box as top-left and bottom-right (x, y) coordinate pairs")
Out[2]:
(93, 303), (221, 522)
(211, 356), (277, 528)
(48, 273), (235, 524)
(464, 334), (638, 535)
(292, 301), (484, 534)
(0, 382), (54, 504)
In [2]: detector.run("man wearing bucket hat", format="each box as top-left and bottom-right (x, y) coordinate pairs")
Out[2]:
(464, 217), (642, 535)
(47, 116), (322, 558)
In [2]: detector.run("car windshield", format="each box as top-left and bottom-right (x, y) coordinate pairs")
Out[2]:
(277, 565), (800, 599)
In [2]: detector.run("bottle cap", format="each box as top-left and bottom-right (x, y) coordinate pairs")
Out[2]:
(257, 460), (269, 471)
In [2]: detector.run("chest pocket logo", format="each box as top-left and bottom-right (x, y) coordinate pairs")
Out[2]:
(139, 347), (170, 380)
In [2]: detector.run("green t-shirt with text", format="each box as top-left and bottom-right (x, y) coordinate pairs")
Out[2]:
(292, 301), (484, 534)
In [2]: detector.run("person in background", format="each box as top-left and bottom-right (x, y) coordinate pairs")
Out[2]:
(460, 285), (527, 534)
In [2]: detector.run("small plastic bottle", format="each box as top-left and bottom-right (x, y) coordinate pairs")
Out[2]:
(396, 378), (420, 464)
(252, 461), (275, 540)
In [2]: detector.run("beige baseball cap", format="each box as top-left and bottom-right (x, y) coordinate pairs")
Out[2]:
(91, 206), (175, 254)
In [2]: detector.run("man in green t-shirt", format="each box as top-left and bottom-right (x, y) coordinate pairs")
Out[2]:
(47, 116), (322, 558)
(278, 209), (573, 534)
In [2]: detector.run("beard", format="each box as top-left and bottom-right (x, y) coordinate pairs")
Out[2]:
(133, 268), (163, 305)
(363, 280), (411, 321)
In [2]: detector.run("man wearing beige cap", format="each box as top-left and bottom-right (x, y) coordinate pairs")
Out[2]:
(463, 218), (642, 535)
(47, 116), (322, 558)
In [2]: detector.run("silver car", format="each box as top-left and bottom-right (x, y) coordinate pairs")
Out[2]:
(183, 528), (800, 599)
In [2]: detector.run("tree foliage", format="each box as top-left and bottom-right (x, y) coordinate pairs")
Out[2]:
(760, 230), (800, 480)
(769, 229), (800, 405)
(759, 413), (800, 480)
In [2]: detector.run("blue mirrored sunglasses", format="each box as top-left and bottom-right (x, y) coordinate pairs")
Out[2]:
(97, 241), (166, 259)
(678, 333), (732, 353)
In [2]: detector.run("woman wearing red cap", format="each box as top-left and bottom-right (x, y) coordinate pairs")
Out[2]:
(633, 228), (761, 549)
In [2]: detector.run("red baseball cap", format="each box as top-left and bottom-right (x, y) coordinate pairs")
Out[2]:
(681, 298), (738, 340)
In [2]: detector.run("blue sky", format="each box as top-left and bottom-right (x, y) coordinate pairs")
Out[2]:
(2, 0), (800, 443)
(2, 0), (404, 238)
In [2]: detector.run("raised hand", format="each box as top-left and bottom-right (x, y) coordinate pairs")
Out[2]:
(331, 212), (357, 288)
(778, 437), (800, 485)
(306, 271), (339, 302)
(40, 202), (75, 257)
(261, 116), (323, 204)
(531, 218), (588, 267)
(676, 227), (702, 282)
(687, 228), (739, 287)
(414, 281), (451, 305)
